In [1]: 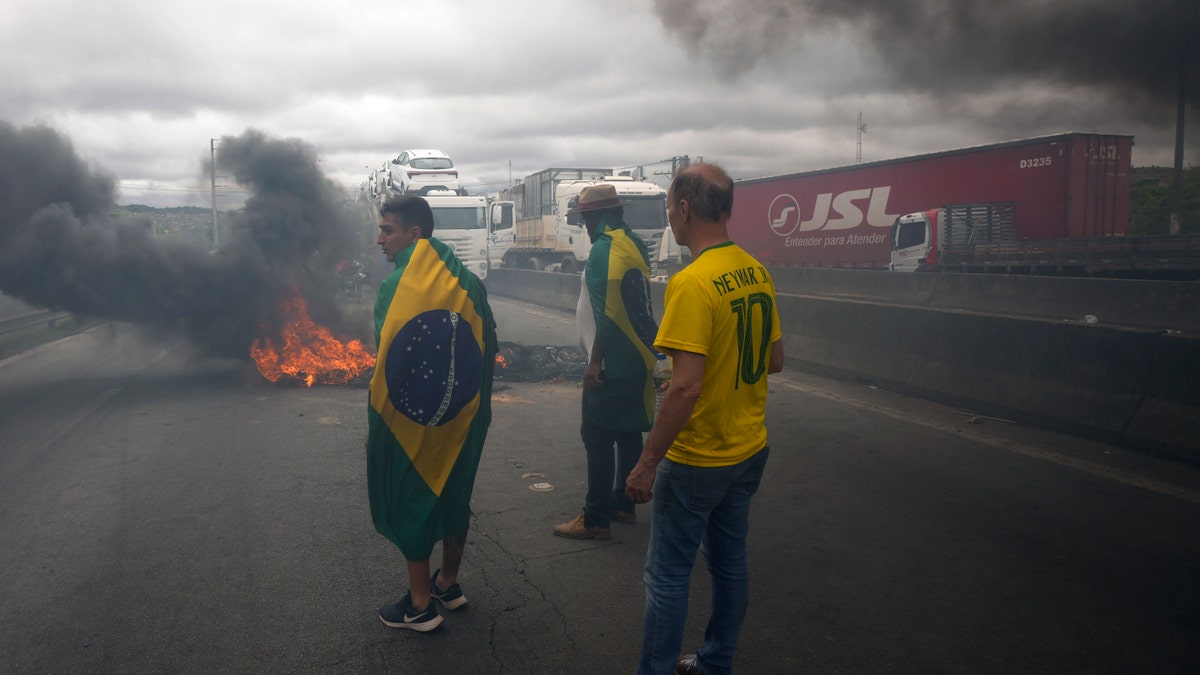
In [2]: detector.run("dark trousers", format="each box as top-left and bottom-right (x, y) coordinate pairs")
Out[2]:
(581, 415), (641, 528)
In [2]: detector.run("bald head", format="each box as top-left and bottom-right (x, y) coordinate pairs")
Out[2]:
(669, 163), (734, 224)
(666, 163), (736, 251)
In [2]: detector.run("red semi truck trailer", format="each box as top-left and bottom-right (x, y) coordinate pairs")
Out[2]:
(729, 132), (1138, 272)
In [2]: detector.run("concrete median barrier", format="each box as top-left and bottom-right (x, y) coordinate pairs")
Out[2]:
(767, 267), (1200, 334)
(482, 268), (1199, 460)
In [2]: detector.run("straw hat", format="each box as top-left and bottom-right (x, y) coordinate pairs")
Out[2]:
(577, 183), (622, 212)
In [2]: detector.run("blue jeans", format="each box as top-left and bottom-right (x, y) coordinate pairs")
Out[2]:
(580, 415), (641, 529)
(637, 447), (770, 675)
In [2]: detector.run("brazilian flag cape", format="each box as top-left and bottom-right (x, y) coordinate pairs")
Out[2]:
(367, 237), (497, 561)
(584, 216), (658, 432)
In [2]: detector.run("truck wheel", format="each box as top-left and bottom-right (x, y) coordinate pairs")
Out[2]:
(559, 258), (576, 274)
(527, 257), (544, 271)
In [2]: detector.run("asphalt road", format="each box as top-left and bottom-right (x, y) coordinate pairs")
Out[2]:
(1, 297), (1198, 673)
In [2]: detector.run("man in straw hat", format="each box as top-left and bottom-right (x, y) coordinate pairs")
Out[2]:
(553, 182), (659, 540)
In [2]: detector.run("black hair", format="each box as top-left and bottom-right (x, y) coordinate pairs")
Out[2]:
(379, 196), (434, 238)
(582, 205), (624, 226)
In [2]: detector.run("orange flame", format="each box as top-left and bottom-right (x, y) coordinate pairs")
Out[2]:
(250, 291), (376, 386)
(495, 354), (508, 369)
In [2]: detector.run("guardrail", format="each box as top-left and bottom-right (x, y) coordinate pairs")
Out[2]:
(482, 267), (1200, 462)
(0, 310), (73, 337)
(764, 266), (1200, 334)
(940, 234), (1200, 276)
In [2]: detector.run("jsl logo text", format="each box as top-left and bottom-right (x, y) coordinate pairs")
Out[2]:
(768, 187), (899, 237)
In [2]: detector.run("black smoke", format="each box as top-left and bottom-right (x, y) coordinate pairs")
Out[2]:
(0, 122), (364, 358)
(653, 0), (1199, 122)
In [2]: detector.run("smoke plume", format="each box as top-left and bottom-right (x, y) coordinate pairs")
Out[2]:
(653, 0), (1199, 117)
(0, 122), (364, 358)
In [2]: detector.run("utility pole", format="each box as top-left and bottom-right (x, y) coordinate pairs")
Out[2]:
(857, 112), (867, 164)
(210, 138), (219, 248)
(1170, 53), (1186, 235)
(672, 155), (690, 178)
(651, 156), (698, 186)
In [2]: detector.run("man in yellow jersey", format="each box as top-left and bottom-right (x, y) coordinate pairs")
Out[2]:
(626, 164), (784, 675)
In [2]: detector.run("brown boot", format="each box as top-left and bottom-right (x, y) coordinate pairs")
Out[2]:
(552, 510), (612, 539)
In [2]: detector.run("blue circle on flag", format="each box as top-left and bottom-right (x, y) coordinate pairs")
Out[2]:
(384, 309), (482, 426)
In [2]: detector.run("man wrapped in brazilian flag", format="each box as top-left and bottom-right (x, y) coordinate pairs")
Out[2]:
(368, 196), (496, 632)
(553, 183), (659, 540)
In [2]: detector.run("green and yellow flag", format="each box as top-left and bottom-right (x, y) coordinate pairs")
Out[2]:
(584, 216), (658, 431)
(367, 237), (496, 561)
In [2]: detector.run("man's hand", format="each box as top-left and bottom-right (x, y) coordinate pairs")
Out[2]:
(625, 348), (705, 505)
(626, 462), (656, 504)
(583, 361), (603, 390)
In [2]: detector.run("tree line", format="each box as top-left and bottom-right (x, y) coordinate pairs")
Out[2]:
(1130, 166), (1199, 235)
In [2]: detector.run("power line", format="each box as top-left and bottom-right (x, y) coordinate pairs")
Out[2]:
(461, 180), (516, 189)
(117, 181), (247, 194)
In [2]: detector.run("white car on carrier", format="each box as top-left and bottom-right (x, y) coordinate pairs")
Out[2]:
(385, 149), (464, 196)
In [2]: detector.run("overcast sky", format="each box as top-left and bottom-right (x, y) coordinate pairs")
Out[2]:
(3, 0), (1197, 208)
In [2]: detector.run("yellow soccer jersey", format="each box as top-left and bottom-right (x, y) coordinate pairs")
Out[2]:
(655, 242), (781, 467)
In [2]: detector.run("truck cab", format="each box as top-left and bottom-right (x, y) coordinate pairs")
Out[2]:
(891, 204), (1017, 272)
(490, 170), (672, 274)
(558, 176), (671, 271)
(889, 209), (938, 272)
(425, 195), (490, 280)
(488, 200), (515, 270)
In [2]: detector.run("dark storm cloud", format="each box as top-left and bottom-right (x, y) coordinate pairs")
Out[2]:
(653, 0), (1199, 113)
(0, 123), (362, 358)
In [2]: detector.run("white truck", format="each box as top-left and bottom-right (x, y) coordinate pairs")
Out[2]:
(488, 169), (676, 274)
(357, 167), (490, 280)
(424, 194), (491, 280)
